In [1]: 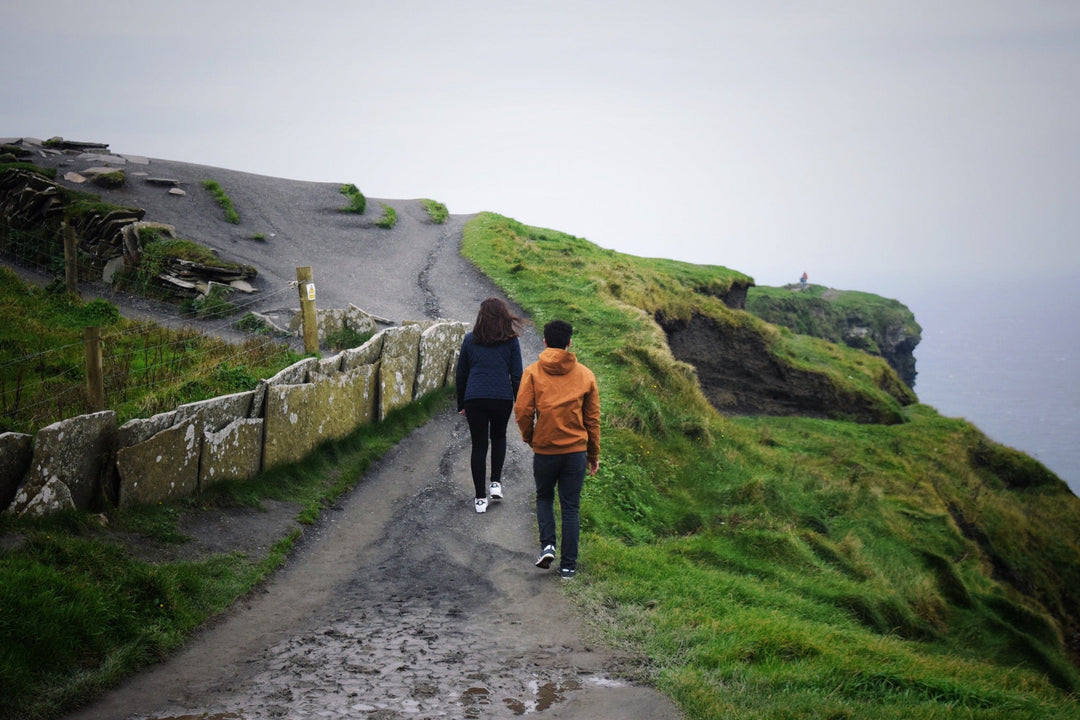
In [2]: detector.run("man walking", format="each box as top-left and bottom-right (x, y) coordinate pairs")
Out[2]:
(514, 319), (600, 579)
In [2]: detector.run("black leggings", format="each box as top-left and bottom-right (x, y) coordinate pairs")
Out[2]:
(463, 398), (514, 498)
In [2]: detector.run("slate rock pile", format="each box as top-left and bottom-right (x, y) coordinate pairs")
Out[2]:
(0, 136), (256, 295)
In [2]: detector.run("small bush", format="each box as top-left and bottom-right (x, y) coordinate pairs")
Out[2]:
(235, 312), (273, 335)
(212, 363), (259, 393)
(421, 198), (448, 224)
(1, 143), (31, 157)
(138, 226), (166, 245)
(324, 326), (373, 352)
(375, 203), (397, 229)
(91, 170), (125, 189)
(339, 183), (366, 214)
(182, 285), (239, 320)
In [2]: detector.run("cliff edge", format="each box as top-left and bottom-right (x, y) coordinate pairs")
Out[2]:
(746, 283), (922, 389)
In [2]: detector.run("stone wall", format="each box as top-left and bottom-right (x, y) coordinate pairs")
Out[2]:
(1, 320), (466, 517)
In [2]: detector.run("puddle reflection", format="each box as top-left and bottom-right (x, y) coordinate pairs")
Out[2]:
(502, 678), (584, 715)
(140, 674), (628, 718)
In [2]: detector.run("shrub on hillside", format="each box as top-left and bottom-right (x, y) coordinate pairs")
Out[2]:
(91, 170), (125, 189)
(339, 183), (366, 214)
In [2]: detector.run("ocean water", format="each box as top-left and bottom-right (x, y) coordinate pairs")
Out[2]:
(904, 279), (1080, 496)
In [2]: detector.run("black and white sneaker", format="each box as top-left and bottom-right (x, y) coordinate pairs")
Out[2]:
(489, 481), (503, 500)
(474, 498), (488, 514)
(535, 544), (556, 569)
(559, 567), (576, 580)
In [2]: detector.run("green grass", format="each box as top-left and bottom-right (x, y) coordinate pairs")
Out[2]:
(0, 267), (297, 435)
(201, 179), (240, 224)
(90, 170), (125, 189)
(323, 325), (374, 353)
(461, 212), (1080, 719)
(115, 229), (256, 304)
(180, 284), (240, 320)
(375, 203), (397, 229)
(1, 144), (32, 158)
(4, 208), (1079, 719)
(0, 388), (452, 720)
(339, 183), (367, 214)
(0, 162), (55, 178)
(0, 528), (258, 719)
(420, 198), (448, 224)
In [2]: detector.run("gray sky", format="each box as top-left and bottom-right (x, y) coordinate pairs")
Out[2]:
(3, 0), (1079, 298)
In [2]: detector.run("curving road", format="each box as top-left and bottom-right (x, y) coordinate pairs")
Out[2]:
(48, 155), (683, 720)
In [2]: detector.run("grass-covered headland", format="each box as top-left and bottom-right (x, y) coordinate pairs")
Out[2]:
(462, 213), (1080, 719)
(1, 209), (1078, 720)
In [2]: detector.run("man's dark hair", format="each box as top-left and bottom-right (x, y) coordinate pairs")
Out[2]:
(543, 320), (573, 349)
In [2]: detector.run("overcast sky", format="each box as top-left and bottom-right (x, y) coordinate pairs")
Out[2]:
(3, 1), (1079, 299)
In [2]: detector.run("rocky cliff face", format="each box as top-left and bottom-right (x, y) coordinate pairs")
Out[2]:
(745, 285), (922, 389)
(693, 277), (751, 310)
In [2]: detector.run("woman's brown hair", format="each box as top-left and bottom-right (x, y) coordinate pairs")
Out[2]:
(473, 297), (522, 346)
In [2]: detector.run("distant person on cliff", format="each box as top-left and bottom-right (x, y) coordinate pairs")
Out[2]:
(800, 271), (808, 287)
(456, 297), (523, 514)
(514, 319), (600, 579)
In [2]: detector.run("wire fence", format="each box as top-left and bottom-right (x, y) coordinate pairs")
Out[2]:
(0, 166), (313, 434)
(0, 250), (302, 435)
(1, 319), (298, 435)
(1, 225), (102, 282)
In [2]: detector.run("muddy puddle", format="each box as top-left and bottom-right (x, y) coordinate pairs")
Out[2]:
(142, 674), (625, 719)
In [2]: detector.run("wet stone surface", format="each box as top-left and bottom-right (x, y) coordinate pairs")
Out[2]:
(139, 585), (621, 720)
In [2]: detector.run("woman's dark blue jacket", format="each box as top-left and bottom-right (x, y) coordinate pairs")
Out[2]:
(455, 332), (522, 411)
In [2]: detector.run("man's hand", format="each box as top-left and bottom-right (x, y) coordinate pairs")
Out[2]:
(587, 458), (599, 476)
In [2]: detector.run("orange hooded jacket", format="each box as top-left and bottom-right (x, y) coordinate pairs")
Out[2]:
(514, 347), (600, 460)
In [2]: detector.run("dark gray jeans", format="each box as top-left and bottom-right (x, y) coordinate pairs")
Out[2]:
(533, 451), (586, 571)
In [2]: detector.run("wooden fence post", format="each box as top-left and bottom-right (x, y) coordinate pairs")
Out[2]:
(84, 326), (104, 411)
(296, 266), (319, 355)
(63, 222), (78, 294)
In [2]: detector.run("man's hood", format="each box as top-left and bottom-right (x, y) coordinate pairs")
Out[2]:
(537, 347), (577, 376)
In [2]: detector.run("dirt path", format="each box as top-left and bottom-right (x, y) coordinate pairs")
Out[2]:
(66, 408), (680, 720)
(47, 154), (682, 719)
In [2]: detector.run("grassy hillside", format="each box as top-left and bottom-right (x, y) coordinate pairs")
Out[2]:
(0, 266), (296, 436)
(462, 212), (1080, 719)
(2, 205), (1078, 720)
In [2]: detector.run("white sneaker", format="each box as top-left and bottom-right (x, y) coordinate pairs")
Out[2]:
(535, 545), (556, 569)
(489, 481), (503, 500)
(474, 498), (488, 513)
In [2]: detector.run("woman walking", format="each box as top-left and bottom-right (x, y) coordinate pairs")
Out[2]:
(455, 297), (524, 513)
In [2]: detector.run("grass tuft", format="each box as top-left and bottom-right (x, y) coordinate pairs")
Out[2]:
(420, 198), (448, 224)
(338, 183), (366, 214)
(201, 180), (240, 224)
(375, 203), (397, 229)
